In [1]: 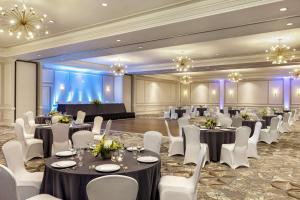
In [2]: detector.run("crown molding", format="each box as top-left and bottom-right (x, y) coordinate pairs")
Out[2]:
(2, 0), (281, 57)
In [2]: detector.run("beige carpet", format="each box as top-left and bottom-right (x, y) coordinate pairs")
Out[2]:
(1, 121), (300, 200)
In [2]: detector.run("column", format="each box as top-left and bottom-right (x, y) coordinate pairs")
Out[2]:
(219, 80), (225, 110)
(283, 77), (291, 111)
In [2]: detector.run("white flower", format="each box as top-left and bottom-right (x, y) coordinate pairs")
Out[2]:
(104, 140), (112, 148)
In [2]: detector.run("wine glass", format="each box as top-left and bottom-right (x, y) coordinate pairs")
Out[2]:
(77, 149), (84, 167)
(69, 146), (75, 160)
(111, 151), (118, 162)
(132, 148), (137, 159)
(137, 145), (142, 158)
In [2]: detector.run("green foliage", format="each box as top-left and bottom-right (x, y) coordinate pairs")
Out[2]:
(241, 113), (250, 120)
(92, 137), (122, 158)
(48, 110), (59, 116)
(204, 118), (217, 129)
(58, 116), (71, 124)
(91, 99), (101, 105)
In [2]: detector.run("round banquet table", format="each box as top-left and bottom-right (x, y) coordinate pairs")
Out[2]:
(40, 150), (161, 200)
(242, 120), (266, 136)
(35, 116), (52, 124)
(262, 115), (276, 126)
(183, 128), (235, 162)
(175, 109), (186, 118)
(34, 124), (92, 158)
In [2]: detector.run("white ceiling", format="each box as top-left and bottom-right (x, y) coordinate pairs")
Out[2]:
(0, 0), (194, 47)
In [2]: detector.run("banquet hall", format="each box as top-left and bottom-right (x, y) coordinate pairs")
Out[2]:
(1, 0), (300, 199)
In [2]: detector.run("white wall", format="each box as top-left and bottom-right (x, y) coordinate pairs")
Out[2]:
(134, 76), (179, 114)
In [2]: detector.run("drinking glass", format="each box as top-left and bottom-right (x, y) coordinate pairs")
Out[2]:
(69, 147), (75, 160)
(137, 145), (142, 158)
(132, 148), (137, 159)
(77, 149), (84, 167)
(111, 151), (118, 162)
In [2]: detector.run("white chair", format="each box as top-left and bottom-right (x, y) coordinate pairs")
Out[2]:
(170, 107), (178, 119)
(223, 107), (229, 117)
(144, 131), (162, 154)
(24, 111), (36, 134)
(165, 120), (184, 156)
(219, 117), (232, 128)
(247, 122), (262, 158)
(14, 123), (43, 162)
(94, 120), (112, 141)
(163, 107), (171, 119)
(2, 141), (50, 200)
(279, 112), (291, 133)
(0, 164), (59, 200)
(15, 118), (34, 139)
(76, 110), (86, 124)
(86, 175), (138, 200)
(51, 123), (71, 155)
(92, 116), (103, 135)
(231, 117), (242, 128)
(220, 126), (251, 169)
(183, 125), (210, 166)
(159, 147), (206, 200)
(51, 115), (61, 124)
(259, 117), (280, 144)
(178, 117), (189, 137)
(72, 130), (94, 149)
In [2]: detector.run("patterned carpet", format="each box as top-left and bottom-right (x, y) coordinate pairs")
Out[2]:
(1, 120), (300, 200)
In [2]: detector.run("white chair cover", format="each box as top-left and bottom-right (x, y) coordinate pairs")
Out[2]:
(51, 116), (61, 124)
(51, 123), (70, 155)
(158, 147), (206, 200)
(14, 123), (43, 162)
(178, 117), (189, 136)
(231, 117), (243, 128)
(220, 126), (251, 169)
(144, 131), (162, 154)
(247, 122), (262, 158)
(86, 175), (138, 200)
(76, 110), (86, 124)
(0, 164), (59, 200)
(16, 118), (33, 139)
(92, 116), (103, 135)
(170, 107), (178, 119)
(24, 111), (36, 134)
(72, 130), (94, 149)
(165, 120), (184, 156)
(163, 106), (172, 119)
(259, 117), (280, 144)
(183, 125), (210, 165)
(279, 112), (291, 133)
(94, 120), (112, 141)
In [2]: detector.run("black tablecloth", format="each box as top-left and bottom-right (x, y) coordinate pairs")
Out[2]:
(183, 128), (235, 162)
(34, 124), (92, 158)
(175, 109), (186, 118)
(196, 108), (207, 116)
(40, 150), (161, 200)
(228, 109), (240, 117)
(242, 120), (266, 136)
(262, 115), (276, 126)
(35, 116), (51, 124)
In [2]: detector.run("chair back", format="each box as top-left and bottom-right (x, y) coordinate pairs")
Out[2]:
(51, 115), (61, 124)
(103, 120), (112, 136)
(72, 130), (94, 149)
(144, 131), (162, 154)
(270, 117), (280, 132)
(223, 107), (229, 115)
(183, 125), (201, 145)
(231, 117), (243, 127)
(0, 165), (18, 200)
(250, 121), (262, 143)
(51, 123), (70, 154)
(178, 117), (189, 136)
(14, 123), (27, 154)
(25, 111), (35, 125)
(76, 110), (86, 124)
(92, 116), (103, 134)
(15, 118), (27, 134)
(164, 120), (173, 139)
(220, 117), (232, 128)
(234, 126), (251, 148)
(86, 175), (138, 200)
(2, 140), (26, 175)
(189, 147), (206, 191)
(283, 112), (290, 123)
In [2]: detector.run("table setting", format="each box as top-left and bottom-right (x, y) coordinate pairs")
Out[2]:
(40, 137), (161, 200)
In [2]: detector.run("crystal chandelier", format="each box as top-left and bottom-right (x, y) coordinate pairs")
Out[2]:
(228, 72), (242, 82)
(173, 55), (193, 72)
(0, 2), (54, 40)
(180, 75), (192, 85)
(265, 39), (296, 64)
(111, 63), (127, 76)
(289, 68), (300, 79)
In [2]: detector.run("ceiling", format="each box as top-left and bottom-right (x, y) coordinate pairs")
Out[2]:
(0, 0), (194, 47)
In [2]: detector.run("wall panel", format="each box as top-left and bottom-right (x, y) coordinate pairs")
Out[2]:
(208, 82), (219, 104)
(291, 79), (300, 105)
(190, 83), (208, 104)
(268, 80), (283, 105)
(238, 81), (268, 105)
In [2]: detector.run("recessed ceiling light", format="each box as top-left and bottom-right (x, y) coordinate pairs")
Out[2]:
(37, 55), (41, 57)
(116, 39), (121, 42)
(101, 3), (108, 7)
(138, 46), (143, 49)
(286, 22), (293, 26)
(280, 7), (287, 12)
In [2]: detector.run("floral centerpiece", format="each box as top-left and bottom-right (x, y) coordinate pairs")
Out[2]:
(92, 138), (122, 159)
(58, 116), (71, 124)
(91, 99), (101, 105)
(241, 113), (250, 120)
(260, 108), (267, 116)
(48, 110), (60, 116)
(204, 118), (217, 129)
